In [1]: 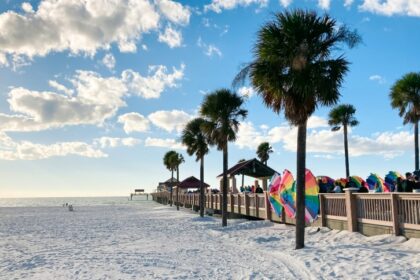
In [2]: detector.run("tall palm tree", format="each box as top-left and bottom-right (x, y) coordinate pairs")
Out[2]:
(390, 72), (420, 170)
(174, 152), (184, 211)
(181, 118), (210, 217)
(328, 104), (359, 178)
(200, 89), (248, 227)
(163, 150), (177, 206)
(256, 142), (273, 165)
(234, 10), (359, 248)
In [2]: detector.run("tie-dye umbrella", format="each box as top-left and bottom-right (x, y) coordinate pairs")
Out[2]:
(268, 172), (282, 217)
(305, 169), (320, 223)
(366, 173), (391, 192)
(279, 169), (296, 219)
(317, 176), (335, 193)
(334, 178), (348, 192)
(385, 171), (404, 192)
(349, 176), (369, 190)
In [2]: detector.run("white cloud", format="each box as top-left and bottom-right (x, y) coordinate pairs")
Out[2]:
(122, 64), (185, 99)
(94, 136), (141, 148)
(318, 0), (331, 9)
(141, 44), (148, 51)
(21, 2), (34, 13)
(0, 0), (192, 66)
(158, 25), (182, 48)
(155, 0), (191, 25)
(0, 132), (106, 160)
(235, 116), (413, 159)
(359, 0), (420, 17)
(148, 110), (192, 132)
(238, 86), (255, 98)
(0, 0), (160, 60)
(102, 53), (116, 70)
(279, 0), (293, 7)
(197, 37), (222, 57)
(307, 115), (329, 129)
(48, 80), (74, 96)
(369, 74), (386, 84)
(344, 0), (354, 7)
(144, 137), (184, 150)
(0, 64), (184, 132)
(118, 112), (150, 133)
(204, 0), (268, 13)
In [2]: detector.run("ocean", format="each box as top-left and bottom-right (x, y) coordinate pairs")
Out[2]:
(0, 196), (148, 207)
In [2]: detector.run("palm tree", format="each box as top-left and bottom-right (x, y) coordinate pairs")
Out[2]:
(200, 89), (248, 227)
(163, 150), (177, 206)
(390, 72), (420, 170)
(181, 118), (210, 217)
(174, 152), (185, 210)
(234, 10), (359, 248)
(328, 104), (359, 178)
(256, 142), (273, 165)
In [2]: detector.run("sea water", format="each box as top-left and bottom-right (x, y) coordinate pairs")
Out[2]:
(0, 196), (148, 207)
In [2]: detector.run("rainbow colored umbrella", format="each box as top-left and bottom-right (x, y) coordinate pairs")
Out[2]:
(334, 178), (348, 192)
(268, 172), (282, 217)
(305, 169), (320, 223)
(279, 169), (296, 219)
(349, 176), (369, 190)
(385, 171), (404, 192)
(317, 176), (335, 193)
(366, 173), (391, 192)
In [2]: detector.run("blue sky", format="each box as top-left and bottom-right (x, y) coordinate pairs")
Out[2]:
(0, 0), (419, 197)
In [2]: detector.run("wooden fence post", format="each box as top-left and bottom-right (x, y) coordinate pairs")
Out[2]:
(319, 194), (326, 227)
(230, 193), (234, 213)
(265, 191), (271, 221)
(390, 193), (400, 236)
(255, 194), (259, 218)
(344, 188), (358, 232)
(245, 194), (250, 216)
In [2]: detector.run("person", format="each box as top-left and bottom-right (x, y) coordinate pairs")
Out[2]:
(240, 186), (245, 192)
(255, 185), (263, 193)
(251, 185), (255, 193)
(405, 173), (414, 192)
(414, 176), (420, 191)
(396, 177), (404, 192)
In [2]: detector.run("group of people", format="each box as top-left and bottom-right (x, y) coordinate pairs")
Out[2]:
(395, 173), (420, 192)
(240, 185), (264, 193)
(319, 172), (420, 193)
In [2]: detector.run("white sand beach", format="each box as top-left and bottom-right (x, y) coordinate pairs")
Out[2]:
(0, 199), (419, 279)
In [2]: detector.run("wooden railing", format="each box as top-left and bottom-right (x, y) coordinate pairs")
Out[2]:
(151, 190), (420, 238)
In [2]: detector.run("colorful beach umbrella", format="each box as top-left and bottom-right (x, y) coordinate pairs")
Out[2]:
(279, 169), (296, 219)
(317, 176), (335, 193)
(268, 172), (282, 217)
(305, 169), (320, 223)
(349, 176), (369, 190)
(334, 178), (348, 192)
(366, 173), (391, 192)
(385, 171), (404, 192)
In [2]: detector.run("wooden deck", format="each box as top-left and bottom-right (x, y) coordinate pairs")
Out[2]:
(151, 190), (420, 238)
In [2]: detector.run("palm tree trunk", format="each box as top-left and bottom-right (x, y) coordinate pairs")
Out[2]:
(176, 167), (179, 211)
(295, 121), (307, 250)
(170, 169), (173, 207)
(222, 142), (228, 227)
(415, 121), (419, 171)
(200, 156), (205, 217)
(344, 124), (350, 178)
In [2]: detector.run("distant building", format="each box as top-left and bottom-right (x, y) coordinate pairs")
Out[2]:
(157, 177), (179, 192)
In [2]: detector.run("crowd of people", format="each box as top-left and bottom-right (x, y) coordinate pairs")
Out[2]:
(320, 172), (420, 193)
(240, 184), (264, 193)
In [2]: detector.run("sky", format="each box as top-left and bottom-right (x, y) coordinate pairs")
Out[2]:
(0, 0), (419, 197)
